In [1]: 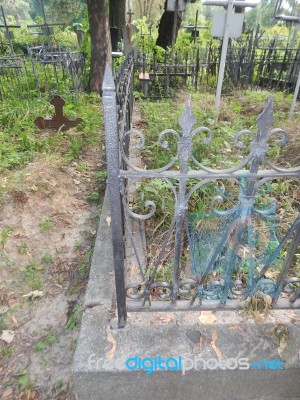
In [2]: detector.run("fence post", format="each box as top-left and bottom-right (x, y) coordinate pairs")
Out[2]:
(102, 65), (127, 328)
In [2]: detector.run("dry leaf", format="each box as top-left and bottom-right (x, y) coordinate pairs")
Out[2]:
(263, 295), (272, 307)
(278, 339), (288, 356)
(1, 330), (15, 344)
(198, 311), (216, 325)
(106, 331), (117, 359)
(265, 270), (280, 280)
(150, 315), (174, 325)
(106, 216), (111, 227)
(128, 264), (137, 278)
(211, 329), (222, 359)
(228, 325), (242, 331)
(2, 387), (13, 398)
(22, 290), (44, 300)
(11, 315), (19, 328)
(290, 315), (300, 323)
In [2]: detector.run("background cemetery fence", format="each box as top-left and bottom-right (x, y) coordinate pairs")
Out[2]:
(0, 46), (85, 99)
(0, 4), (85, 99)
(103, 54), (300, 328)
(135, 28), (300, 97)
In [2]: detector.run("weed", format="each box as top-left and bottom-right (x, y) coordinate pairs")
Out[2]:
(0, 317), (7, 330)
(55, 378), (63, 389)
(19, 241), (27, 255)
(0, 346), (12, 358)
(21, 261), (40, 278)
(30, 278), (44, 290)
(84, 248), (93, 262)
(35, 341), (47, 352)
(66, 137), (83, 161)
(40, 217), (53, 232)
(66, 305), (82, 330)
(79, 263), (89, 276)
(47, 332), (58, 344)
(77, 161), (87, 173)
(41, 254), (54, 264)
(86, 191), (100, 202)
(66, 314), (79, 330)
(18, 369), (31, 390)
(1, 227), (12, 248)
(82, 230), (95, 242)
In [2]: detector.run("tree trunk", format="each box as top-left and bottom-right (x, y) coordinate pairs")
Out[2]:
(156, 10), (183, 49)
(87, 0), (112, 94)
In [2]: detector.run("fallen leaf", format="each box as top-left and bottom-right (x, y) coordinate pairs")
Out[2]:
(22, 290), (44, 300)
(265, 270), (280, 280)
(106, 216), (111, 227)
(198, 311), (216, 325)
(263, 295), (273, 307)
(106, 331), (117, 359)
(2, 387), (13, 398)
(211, 329), (222, 359)
(228, 325), (242, 331)
(1, 330), (15, 344)
(150, 315), (174, 325)
(128, 264), (137, 278)
(291, 316), (300, 323)
(11, 315), (19, 328)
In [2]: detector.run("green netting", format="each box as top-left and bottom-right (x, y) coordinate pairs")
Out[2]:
(186, 210), (281, 278)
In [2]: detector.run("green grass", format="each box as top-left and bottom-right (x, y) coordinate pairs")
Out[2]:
(0, 93), (102, 173)
(135, 90), (300, 281)
(40, 217), (54, 232)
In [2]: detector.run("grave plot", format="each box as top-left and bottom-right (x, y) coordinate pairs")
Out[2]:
(103, 54), (300, 327)
(0, 2), (85, 99)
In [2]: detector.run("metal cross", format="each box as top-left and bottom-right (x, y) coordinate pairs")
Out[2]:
(27, 0), (65, 47)
(35, 96), (83, 131)
(0, 6), (21, 54)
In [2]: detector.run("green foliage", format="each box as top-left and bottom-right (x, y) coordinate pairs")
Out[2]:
(40, 217), (53, 232)
(86, 191), (100, 202)
(35, 340), (47, 352)
(0, 346), (13, 358)
(1, 227), (12, 248)
(43, 0), (86, 25)
(18, 369), (31, 390)
(41, 254), (54, 264)
(0, 93), (102, 173)
(21, 261), (40, 278)
(19, 241), (27, 255)
(66, 305), (82, 330)
(55, 378), (63, 388)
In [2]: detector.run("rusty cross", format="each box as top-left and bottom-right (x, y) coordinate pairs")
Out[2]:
(35, 95), (83, 131)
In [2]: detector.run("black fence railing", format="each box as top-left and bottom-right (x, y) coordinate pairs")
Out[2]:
(102, 54), (300, 328)
(135, 31), (300, 97)
(0, 46), (85, 99)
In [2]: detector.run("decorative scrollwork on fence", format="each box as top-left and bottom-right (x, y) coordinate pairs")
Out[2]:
(102, 60), (300, 315)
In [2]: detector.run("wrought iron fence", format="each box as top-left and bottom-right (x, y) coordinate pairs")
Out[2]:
(0, 47), (85, 99)
(135, 30), (300, 97)
(103, 56), (300, 328)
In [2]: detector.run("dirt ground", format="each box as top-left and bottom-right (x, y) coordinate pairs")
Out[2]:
(0, 148), (104, 399)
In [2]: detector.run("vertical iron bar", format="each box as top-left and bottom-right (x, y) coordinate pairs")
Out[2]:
(273, 226), (300, 304)
(102, 65), (127, 328)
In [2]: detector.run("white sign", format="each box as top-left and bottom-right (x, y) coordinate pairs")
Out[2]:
(166, 0), (187, 12)
(211, 12), (244, 38)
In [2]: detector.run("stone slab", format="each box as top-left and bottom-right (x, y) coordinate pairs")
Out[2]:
(73, 192), (300, 399)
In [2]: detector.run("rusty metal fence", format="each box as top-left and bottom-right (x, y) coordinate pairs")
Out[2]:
(103, 55), (300, 328)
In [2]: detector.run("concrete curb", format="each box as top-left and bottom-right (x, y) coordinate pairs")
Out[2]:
(73, 190), (300, 400)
